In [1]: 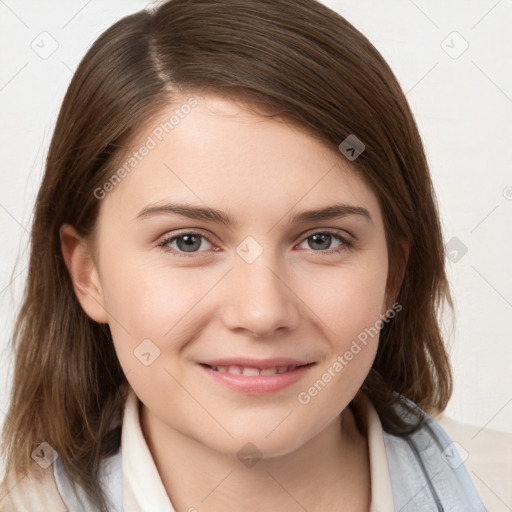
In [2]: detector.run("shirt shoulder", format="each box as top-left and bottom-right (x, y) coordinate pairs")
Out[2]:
(436, 413), (512, 512)
(0, 464), (68, 511)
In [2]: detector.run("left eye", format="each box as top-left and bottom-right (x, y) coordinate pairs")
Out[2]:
(298, 231), (347, 252)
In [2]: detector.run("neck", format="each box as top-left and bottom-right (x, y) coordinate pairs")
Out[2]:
(140, 402), (371, 512)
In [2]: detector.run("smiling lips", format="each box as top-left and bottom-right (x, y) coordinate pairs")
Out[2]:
(199, 358), (315, 393)
(208, 364), (301, 376)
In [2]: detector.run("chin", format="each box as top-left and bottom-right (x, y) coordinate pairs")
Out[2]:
(199, 424), (312, 462)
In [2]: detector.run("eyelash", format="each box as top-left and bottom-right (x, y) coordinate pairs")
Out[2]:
(156, 229), (353, 258)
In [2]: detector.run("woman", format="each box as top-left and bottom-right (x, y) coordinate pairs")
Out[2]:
(0, 0), (506, 510)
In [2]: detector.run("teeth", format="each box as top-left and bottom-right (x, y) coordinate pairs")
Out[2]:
(209, 364), (299, 375)
(242, 367), (260, 376)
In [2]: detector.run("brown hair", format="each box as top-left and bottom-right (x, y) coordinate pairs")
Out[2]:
(1, 0), (452, 508)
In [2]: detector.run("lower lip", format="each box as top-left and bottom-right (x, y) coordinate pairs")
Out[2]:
(199, 364), (315, 394)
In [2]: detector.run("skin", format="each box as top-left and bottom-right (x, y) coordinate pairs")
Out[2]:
(61, 94), (406, 511)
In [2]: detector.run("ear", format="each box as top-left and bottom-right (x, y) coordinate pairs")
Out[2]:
(59, 223), (109, 323)
(384, 239), (409, 314)
(397, 239), (409, 285)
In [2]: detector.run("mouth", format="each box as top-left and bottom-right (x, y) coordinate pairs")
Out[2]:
(198, 359), (316, 394)
(200, 363), (312, 376)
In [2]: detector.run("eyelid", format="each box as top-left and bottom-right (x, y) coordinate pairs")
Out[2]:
(299, 227), (353, 242)
(158, 227), (216, 242)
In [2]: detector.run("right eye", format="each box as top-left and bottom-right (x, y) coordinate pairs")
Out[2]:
(157, 231), (217, 257)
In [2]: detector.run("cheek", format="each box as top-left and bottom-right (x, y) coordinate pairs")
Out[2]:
(98, 249), (217, 361)
(333, 275), (387, 342)
(305, 259), (389, 345)
(294, 267), (387, 420)
(115, 270), (205, 331)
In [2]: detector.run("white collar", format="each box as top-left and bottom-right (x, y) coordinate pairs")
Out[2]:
(121, 388), (394, 511)
(122, 389), (176, 511)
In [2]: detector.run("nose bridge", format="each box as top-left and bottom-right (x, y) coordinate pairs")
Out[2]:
(222, 239), (300, 336)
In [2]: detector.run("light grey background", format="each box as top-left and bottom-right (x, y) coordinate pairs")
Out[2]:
(1, 0), (511, 455)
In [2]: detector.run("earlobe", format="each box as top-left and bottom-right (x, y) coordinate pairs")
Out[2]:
(59, 223), (109, 324)
(399, 239), (410, 268)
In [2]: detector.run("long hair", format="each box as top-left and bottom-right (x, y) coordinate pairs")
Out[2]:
(1, 0), (452, 509)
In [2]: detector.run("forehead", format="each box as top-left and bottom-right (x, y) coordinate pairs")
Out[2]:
(98, 94), (382, 228)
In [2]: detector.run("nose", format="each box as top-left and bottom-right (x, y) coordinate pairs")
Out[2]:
(220, 250), (301, 338)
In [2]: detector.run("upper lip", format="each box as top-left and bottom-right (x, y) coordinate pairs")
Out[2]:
(199, 358), (314, 370)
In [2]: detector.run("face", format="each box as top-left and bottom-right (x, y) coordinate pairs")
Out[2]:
(77, 94), (391, 458)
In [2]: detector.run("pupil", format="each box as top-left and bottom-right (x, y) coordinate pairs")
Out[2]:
(178, 235), (201, 252)
(310, 233), (331, 250)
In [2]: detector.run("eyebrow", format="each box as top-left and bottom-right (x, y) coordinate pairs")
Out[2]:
(134, 202), (372, 226)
